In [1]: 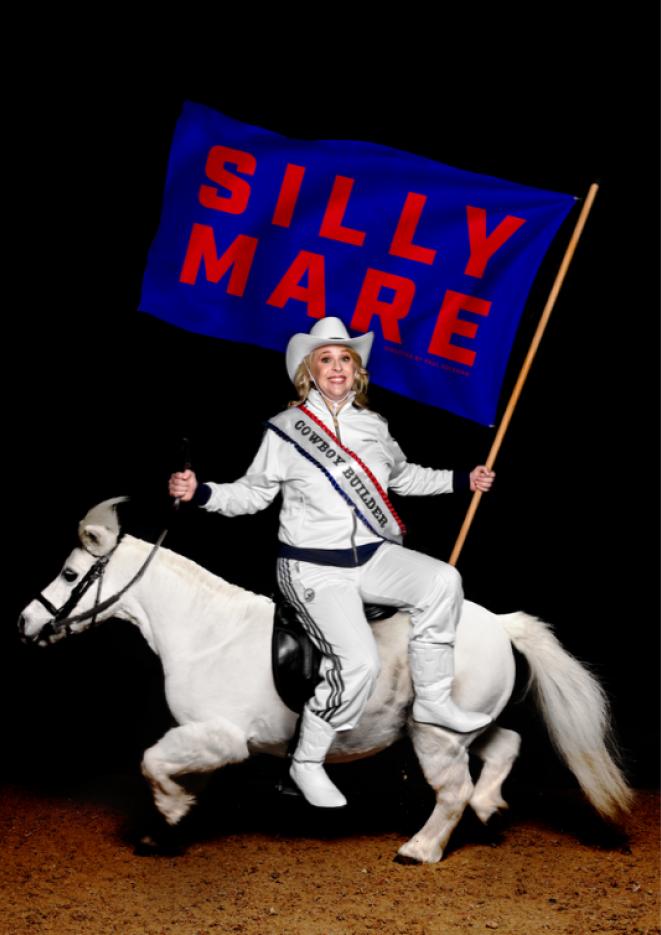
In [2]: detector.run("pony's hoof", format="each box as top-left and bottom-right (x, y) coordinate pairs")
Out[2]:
(133, 833), (185, 857)
(484, 807), (509, 834)
(393, 852), (421, 865)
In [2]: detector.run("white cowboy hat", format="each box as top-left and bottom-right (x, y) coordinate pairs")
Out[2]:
(285, 317), (374, 383)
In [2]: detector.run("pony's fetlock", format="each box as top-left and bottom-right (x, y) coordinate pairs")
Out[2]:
(154, 788), (196, 826)
(470, 790), (509, 825)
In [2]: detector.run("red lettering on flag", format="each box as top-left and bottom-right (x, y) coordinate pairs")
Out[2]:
(198, 145), (256, 215)
(319, 176), (367, 246)
(179, 224), (257, 295)
(464, 206), (526, 278)
(350, 269), (415, 343)
(272, 164), (306, 228)
(267, 250), (326, 319)
(427, 289), (492, 365)
(389, 193), (437, 265)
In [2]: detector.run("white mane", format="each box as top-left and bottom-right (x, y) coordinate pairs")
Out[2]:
(121, 534), (273, 616)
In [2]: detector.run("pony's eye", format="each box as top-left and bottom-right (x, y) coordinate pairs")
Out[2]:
(62, 568), (78, 582)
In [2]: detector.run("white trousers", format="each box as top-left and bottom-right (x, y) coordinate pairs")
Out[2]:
(276, 542), (463, 731)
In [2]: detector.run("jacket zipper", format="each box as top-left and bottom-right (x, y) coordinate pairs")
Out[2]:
(332, 413), (359, 566)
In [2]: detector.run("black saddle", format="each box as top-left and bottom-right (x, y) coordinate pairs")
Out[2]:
(271, 594), (398, 713)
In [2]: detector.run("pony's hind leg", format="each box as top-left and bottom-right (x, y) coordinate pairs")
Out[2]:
(141, 717), (249, 826)
(397, 723), (473, 864)
(469, 726), (521, 824)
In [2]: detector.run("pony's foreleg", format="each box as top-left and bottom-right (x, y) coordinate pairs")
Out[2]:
(397, 724), (473, 864)
(141, 717), (249, 826)
(469, 726), (521, 824)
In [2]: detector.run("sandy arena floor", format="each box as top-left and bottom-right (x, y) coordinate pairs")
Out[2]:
(1, 765), (658, 935)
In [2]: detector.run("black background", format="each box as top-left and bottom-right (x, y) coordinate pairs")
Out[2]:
(3, 16), (659, 797)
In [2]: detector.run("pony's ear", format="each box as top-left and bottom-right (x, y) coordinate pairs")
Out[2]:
(79, 522), (118, 557)
(78, 496), (128, 556)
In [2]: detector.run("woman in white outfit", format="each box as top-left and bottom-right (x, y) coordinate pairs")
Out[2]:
(169, 318), (495, 808)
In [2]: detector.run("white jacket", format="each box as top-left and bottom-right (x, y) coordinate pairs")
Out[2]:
(202, 388), (457, 551)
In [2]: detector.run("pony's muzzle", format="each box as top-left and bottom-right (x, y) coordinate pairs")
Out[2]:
(17, 613), (55, 646)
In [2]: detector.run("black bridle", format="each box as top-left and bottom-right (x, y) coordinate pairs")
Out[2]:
(35, 550), (114, 637)
(32, 528), (168, 642)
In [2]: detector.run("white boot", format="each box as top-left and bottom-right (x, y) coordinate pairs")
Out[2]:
(289, 707), (347, 808)
(409, 641), (492, 733)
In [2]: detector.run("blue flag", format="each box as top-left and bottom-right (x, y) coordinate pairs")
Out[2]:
(139, 102), (575, 425)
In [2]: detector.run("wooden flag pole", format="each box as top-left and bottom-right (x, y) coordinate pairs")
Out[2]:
(449, 182), (600, 567)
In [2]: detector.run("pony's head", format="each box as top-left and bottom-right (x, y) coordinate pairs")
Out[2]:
(18, 497), (128, 646)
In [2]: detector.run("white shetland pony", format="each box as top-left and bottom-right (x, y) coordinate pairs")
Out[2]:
(18, 498), (632, 864)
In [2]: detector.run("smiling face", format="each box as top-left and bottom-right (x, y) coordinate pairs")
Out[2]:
(309, 344), (358, 402)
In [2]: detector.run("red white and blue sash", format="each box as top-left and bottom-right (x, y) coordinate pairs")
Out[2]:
(266, 405), (406, 544)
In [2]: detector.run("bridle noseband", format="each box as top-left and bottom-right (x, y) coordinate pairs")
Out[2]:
(31, 527), (168, 642)
(35, 549), (116, 640)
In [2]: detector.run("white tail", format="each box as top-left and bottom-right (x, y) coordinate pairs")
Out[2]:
(501, 611), (633, 822)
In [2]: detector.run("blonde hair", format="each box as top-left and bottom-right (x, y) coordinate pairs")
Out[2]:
(289, 346), (369, 408)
